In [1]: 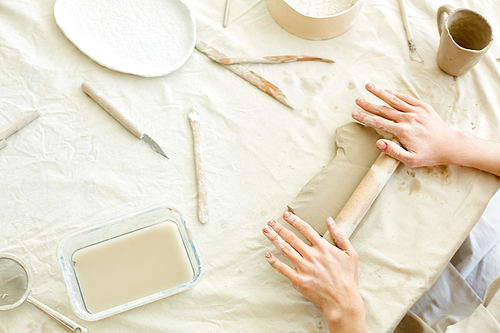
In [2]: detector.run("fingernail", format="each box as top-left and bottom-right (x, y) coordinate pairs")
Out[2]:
(263, 226), (270, 233)
(268, 220), (276, 227)
(366, 83), (374, 90)
(283, 212), (291, 218)
(265, 252), (272, 259)
(377, 140), (388, 150)
(327, 217), (335, 227)
(356, 98), (365, 104)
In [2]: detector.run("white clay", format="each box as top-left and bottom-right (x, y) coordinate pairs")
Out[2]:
(286, 0), (357, 17)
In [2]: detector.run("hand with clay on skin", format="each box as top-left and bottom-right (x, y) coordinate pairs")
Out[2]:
(263, 212), (367, 333)
(353, 82), (500, 177)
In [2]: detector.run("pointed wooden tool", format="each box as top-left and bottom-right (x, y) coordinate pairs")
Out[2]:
(195, 40), (294, 109)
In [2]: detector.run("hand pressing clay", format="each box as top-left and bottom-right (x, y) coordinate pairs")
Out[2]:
(288, 122), (383, 236)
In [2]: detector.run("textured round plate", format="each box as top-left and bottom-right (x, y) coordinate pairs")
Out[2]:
(54, 0), (196, 77)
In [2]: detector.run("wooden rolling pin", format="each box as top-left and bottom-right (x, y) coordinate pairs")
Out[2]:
(323, 151), (400, 243)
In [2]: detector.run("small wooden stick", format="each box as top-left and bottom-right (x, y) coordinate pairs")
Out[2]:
(323, 151), (400, 243)
(0, 139), (6, 150)
(0, 110), (40, 140)
(195, 40), (333, 65)
(188, 109), (209, 224)
(226, 64), (293, 109)
(195, 40), (293, 109)
(224, 56), (334, 65)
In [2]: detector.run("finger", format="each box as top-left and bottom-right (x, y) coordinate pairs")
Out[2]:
(385, 89), (422, 107)
(283, 212), (322, 245)
(351, 111), (398, 135)
(265, 252), (297, 281)
(376, 139), (418, 167)
(365, 83), (413, 112)
(356, 97), (405, 122)
(326, 217), (356, 257)
(263, 225), (303, 263)
(268, 219), (310, 256)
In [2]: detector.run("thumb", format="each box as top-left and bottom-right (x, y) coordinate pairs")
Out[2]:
(376, 139), (413, 165)
(326, 217), (355, 256)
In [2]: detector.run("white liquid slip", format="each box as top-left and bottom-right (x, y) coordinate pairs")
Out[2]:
(58, 205), (202, 321)
(73, 221), (194, 314)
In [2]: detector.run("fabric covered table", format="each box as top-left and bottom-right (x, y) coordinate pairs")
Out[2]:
(1, 0), (500, 332)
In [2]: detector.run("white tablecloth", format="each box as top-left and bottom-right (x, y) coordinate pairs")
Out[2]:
(1, 0), (500, 332)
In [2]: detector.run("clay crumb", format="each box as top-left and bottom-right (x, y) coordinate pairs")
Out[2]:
(496, 58), (500, 62)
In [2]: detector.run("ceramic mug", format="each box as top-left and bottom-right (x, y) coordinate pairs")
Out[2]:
(437, 5), (493, 76)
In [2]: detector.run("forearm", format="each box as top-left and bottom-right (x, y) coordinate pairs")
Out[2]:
(443, 130), (500, 177)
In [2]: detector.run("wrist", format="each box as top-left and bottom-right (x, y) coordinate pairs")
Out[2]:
(323, 295), (367, 333)
(436, 129), (471, 166)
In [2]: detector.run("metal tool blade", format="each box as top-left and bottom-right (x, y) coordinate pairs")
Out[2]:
(141, 134), (169, 159)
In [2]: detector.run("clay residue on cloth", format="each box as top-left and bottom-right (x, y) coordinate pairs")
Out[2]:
(288, 122), (382, 235)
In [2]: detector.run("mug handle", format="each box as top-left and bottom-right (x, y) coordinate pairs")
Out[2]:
(437, 5), (455, 36)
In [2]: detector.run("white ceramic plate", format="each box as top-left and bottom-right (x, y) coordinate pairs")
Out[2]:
(54, 0), (196, 77)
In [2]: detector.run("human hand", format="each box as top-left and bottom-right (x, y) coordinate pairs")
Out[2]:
(263, 212), (367, 333)
(352, 82), (458, 167)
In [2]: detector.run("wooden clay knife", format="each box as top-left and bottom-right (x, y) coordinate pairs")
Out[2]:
(82, 82), (168, 159)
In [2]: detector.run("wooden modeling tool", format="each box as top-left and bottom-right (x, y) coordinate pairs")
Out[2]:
(0, 110), (40, 150)
(188, 109), (209, 224)
(82, 82), (169, 159)
(398, 0), (424, 63)
(220, 55), (334, 65)
(323, 151), (400, 243)
(223, 0), (231, 27)
(195, 40), (293, 109)
(195, 40), (333, 109)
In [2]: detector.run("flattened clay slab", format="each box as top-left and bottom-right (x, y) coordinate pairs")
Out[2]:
(288, 122), (382, 235)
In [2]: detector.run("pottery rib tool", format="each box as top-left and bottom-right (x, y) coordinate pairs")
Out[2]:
(195, 40), (293, 109)
(0, 110), (40, 150)
(398, 0), (424, 63)
(223, 0), (231, 27)
(323, 151), (400, 243)
(82, 82), (169, 159)
(188, 109), (208, 224)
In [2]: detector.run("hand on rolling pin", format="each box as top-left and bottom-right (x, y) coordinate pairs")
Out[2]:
(263, 212), (367, 333)
(353, 82), (500, 177)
